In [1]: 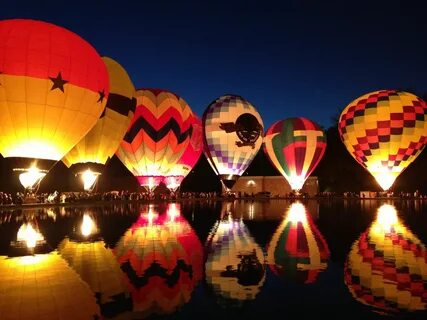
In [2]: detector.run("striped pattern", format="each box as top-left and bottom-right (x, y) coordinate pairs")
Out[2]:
(62, 57), (136, 168)
(339, 90), (427, 190)
(0, 19), (109, 161)
(166, 115), (203, 182)
(203, 95), (264, 178)
(267, 203), (330, 284)
(205, 202), (265, 304)
(264, 118), (326, 191)
(114, 204), (203, 317)
(345, 204), (427, 313)
(116, 89), (195, 186)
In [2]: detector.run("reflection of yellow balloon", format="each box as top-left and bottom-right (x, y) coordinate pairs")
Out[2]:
(0, 253), (100, 319)
(58, 238), (128, 307)
(345, 204), (427, 313)
(338, 90), (427, 190)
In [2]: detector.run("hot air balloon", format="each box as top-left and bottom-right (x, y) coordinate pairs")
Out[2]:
(266, 202), (330, 284)
(62, 57), (136, 191)
(345, 204), (427, 314)
(0, 19), (109, 191)
(202, 95), (264, 193)
(338, 90), (427, 191)
(58, 213), (129, 314)
(114, 203), (203, 318)
(205, 202), (266, 306)
(116, 89), (194, 193)
(164, 115), (203, 192)
(264, 117), (327, 192)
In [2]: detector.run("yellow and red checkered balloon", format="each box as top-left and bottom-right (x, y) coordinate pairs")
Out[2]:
(338, 90), (427, 190)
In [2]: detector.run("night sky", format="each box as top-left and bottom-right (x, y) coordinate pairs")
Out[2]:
(1, 0), (427, 129)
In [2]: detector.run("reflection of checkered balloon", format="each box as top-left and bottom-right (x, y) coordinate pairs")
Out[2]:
(338, 90), (427, 190)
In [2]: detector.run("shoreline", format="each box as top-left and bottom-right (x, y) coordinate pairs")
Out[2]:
(0, 195), (426, 210)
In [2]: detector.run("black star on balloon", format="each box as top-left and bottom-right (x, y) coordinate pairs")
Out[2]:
(97, 90), (105, 103)
(49, 72), (68, 92)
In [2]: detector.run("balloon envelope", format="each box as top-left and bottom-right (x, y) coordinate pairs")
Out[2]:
(0, 19), (108, 162)
(202, 95), (264, 190)
(116, 89), (194, 191)
(338, 90), (427, 190)
(62, 56), (136, 175)
(164, 115), (202, 191)
(264, 117), (327, 191)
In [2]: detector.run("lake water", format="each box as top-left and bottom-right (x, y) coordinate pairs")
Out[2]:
(0, 199), (426, 319)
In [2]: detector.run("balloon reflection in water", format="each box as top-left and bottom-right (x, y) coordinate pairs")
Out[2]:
(1, 218), (100, 319)
(58, 213), (129, 313)
(205, 202), (266, 305)
(114, 203), (203, 317)
(345, 204), (427, 314)
(267, 202), (330, 284)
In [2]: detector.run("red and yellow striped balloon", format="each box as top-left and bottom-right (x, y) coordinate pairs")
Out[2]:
(116, 89), (194, 191)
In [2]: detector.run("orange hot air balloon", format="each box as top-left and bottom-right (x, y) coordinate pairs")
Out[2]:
(0, 19), (109, 190)
(116, 89), (194, 193)
(338, 90), (427, 191)
(62, 57), (136, 191)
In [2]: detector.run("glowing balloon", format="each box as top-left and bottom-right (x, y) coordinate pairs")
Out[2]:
(345, 204), (427, 314)
(164, 115), (203, 192)
(0, 19), (109, 189)
(264, 117), (327, 191)
(114, 203), (203, 317)
(62, 56), (136, 191)
(202, 95), (264, 191)
(205, 202), (266, 305)
(266, 202), (330, 284)
(116, 89), (194, 192)
(338, 90), (427, 191)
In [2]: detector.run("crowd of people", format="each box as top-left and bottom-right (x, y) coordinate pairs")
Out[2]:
(1, 189), (427, 207)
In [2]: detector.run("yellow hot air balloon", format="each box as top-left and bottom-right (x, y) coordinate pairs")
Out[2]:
(0, 19), (109, 190)
(338, 90), (427, 191)
(62, 57), (136, 191)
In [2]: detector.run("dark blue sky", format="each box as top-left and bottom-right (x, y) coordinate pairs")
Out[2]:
(2, 0), (427, 129)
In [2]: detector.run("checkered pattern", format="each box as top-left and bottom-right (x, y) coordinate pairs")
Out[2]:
(338, 90), (427, 177)
(344, 214), (427, 312)
(205, 209), (265, 302)
(203, 95), (264, 176)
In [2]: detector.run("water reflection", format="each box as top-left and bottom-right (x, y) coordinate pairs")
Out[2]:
(57, 211), (129, 316)
(345, 203), (427, 314)
(0, 245), (100, 319)
(267, 202), (330, 284)
(114, 203), (203, 318)
(205, 201), (266, 306)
